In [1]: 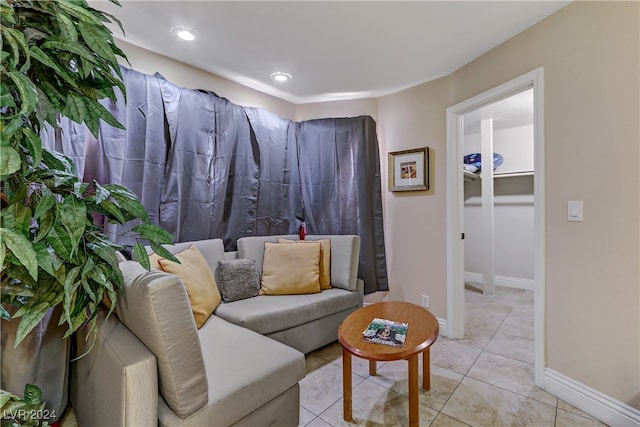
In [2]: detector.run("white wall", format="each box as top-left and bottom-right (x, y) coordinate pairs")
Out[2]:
(464, 124), (534, 175)
(464, 177), (535, 282)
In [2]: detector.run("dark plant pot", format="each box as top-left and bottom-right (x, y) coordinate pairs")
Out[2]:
(1, 303), (70, 423)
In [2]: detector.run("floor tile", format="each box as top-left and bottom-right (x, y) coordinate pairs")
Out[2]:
(441, 376), (556, 427)
(453, 323), (495, 349)
(317, 378), (438, 427)
(305, 416), (333, 427)
(467, 352), (534, 395)
(370, 361), (463, 411)
(465, 303), (512, 331)
(299, 406), (317, 426)
(430, 412), (473, 427)
(431, 339), (482, 375)
(311, 341), (387, 377)
(300, 358), (365, 416)
(555, 408), (610, 427)
(557, 400), (602, 422)
(485, 331), (534, 363)
(498, 303), (534, 340)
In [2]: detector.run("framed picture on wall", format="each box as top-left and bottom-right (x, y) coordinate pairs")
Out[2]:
(388, 147), (429, 191)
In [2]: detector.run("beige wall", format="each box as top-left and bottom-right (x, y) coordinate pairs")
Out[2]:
(117, 0), (639, 408)
(295, 98), (379, 122)
(379, 1), (639, 407)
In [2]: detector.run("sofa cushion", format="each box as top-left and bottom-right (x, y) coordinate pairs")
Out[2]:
(260, 241), (321, 295)
(116, 261), (208, 418)
(158, 245), (222, 328)
(236, 235), (298, 276)
(278, 238), (331, 290)
(306, 235), (360, 291)
(214, 288), (360, 335)
(145, 238), (226, 281)
(157, 316), (305, 427)
(217, 259), (260, 302)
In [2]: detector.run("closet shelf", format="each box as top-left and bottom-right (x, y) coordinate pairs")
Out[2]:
(464, 170), (534, 182)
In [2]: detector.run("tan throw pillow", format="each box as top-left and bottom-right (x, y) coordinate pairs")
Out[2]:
(260, 241), (321, 295)
(147, 252), (163, 270)
(278, 238), (331, 290)
(158, 245), (221, 328)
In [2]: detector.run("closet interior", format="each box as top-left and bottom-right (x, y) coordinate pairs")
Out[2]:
(462, 89), (535, 296)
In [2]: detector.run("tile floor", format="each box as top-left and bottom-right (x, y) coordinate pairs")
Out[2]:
(298, 286), (610, 427)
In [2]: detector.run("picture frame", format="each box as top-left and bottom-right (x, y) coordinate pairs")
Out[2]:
(388, 147), (429, 192)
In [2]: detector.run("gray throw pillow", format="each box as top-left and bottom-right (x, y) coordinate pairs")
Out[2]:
(217, 259), (260, 303)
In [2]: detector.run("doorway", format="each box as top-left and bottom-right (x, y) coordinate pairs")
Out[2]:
(445, 68), (545, 385)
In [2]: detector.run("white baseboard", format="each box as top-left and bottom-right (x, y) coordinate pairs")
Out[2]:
(437, 317), (447, 336)
(465, 272), (534, 291)
(544, 368), (640, 426)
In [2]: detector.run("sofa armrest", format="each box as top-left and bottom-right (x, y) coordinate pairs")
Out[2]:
(71, 307), (158, 427)
(356, 279), (364, 308)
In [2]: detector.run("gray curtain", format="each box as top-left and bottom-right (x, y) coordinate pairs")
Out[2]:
(42, 67), (388, 293)
(297, 117), (389, 293)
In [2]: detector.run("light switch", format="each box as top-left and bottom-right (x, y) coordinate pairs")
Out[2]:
(568, 200), (583, 222)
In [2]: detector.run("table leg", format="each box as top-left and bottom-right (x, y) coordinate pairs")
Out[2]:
(342, 346), (352, 421)
(422, 348), (430, 390)
(408, 354), (419, 427)
(369, 360), (377, 376)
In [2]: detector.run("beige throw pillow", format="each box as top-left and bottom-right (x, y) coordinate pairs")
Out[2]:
(278, 238), (331, 290)
(158, 245), (221, 328)
(260, 241), (321, 295)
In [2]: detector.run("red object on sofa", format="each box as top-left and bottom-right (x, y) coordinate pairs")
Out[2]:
(298, 222), (306, 240)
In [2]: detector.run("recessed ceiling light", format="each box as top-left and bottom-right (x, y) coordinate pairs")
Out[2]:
(271, 72), (292, 82)
(171, 26), (199, 42)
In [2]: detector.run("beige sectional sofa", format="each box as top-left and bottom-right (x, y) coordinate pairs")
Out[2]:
(70, 234), (362, 427)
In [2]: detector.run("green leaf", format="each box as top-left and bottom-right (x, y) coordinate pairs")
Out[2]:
(21, 127), (43, 165)
(64, 94), (88, 125)
(34, 187), (56, 220)
(85, 98), (125, 135)
(1, 202), (31, 236)
(92, 181), (110, 204)
(6, 70), (37, 116)
(0, 145), (21, 176)
(58, 0), (104, 25)
(150, 242), (179, 264)
(34, 242), (55, 277)
(46, 222), (74, 262)
(132, 223), (175, 244)
(108, 188), (149, 222)
(34, 209), (54, 243)
(98, 199), (126, 224)
(1, 228), (38, 280)
(78, 20), (117, 65)
(1, 116), (23, 138)
(0, 82), (16, 109)
(132, 242), (149, 270)
(87, 240), (119, 271)
(63, 266), (82, 326)
(29, 44), (63, 73)
(23, 384), (43, 405)
(14, 302), (50, 347)
(57, 195), (86, 251)
(56, 12), (78, 42)
(42, 148), (75, 174)
(41, 37), (98, 64)
(0, 305), (9, 321)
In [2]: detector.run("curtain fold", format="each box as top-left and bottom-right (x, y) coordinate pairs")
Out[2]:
(297, 116), (389, 294)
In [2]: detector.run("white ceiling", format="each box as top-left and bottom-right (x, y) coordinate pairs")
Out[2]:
(90, 1), (570, 104)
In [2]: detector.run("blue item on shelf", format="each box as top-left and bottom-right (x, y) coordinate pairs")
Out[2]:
(463, 153), (503, 172)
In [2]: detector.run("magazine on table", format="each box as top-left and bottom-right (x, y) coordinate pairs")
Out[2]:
(362, 317), (408, 347)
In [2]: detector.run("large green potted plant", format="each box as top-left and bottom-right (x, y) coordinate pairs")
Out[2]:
(1, 0), (177, 420)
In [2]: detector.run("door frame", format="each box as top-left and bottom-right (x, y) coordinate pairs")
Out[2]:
(445, 67), (546, 385)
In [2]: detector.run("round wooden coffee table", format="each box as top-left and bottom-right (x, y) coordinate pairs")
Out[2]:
(338, 302), (439, 427)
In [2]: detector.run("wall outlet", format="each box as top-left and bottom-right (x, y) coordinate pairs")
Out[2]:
(421, 295), (429, 308)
